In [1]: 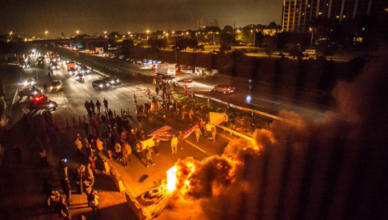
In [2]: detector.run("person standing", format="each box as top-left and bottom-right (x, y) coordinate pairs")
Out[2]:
(95, 100), (101, 113)
(114, 142), (122, 161)
(171, 135), (178, 154)
(122, 143), (131, 167)
(39, 147), (48, 167)
(155, 86), (159, 95)
(146, 87), (151, 98)
(96, 138), (103, 152)
(84, 101), (90, 113)
(76, 164), (85, 194)
(206, 122), (212, 139)
(83, 122), (89, 137)
(75, 137), (83, 153)
(153, 135), (160, 155)
(194, 126), (202, 143)
(90, 100), (95, 114)
(211, 125), (217, 142)
(145, 146), (155, 167)
(47, 190), (61, 207)
(178, 131), (185, 150)
(88, 191), (101, 216)
(189, 109), (194, 120)
(86, 163), (95, 186)
(103, 98), (108, 112)
(133, 94), (137, 103)
(61, 178), (72, 205)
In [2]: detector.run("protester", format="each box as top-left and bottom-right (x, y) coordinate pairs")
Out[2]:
(206, 122), (212, 139)
(153, 135), (160, 155)
(122, 142), (131, 167)
(103, 98), (108, 111)
(194, 126), (202, 143)
(145, 146), (155, 167)
(47, 190), (61, 207)
(75, 164), (85, 194)
(75, 137), (83, 153)
(42, 179), (53, 202)
(95, 100), (101, 113)
(88, 191), (101, 216)
(114, 142), (122, 161)
(39, 147), (48, 167)
(211, 125), (217, 142)
(61, 178), (72, 205)
(96, 138), (103, 152)
(171, 135), (178, 154)
(86, 163), (94, 185)
(178, 131), (185, 150)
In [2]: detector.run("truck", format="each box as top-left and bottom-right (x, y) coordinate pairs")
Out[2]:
(155, 63), (176, 76)
(66, 62), (76, 70)
(96, 47), (104, 55)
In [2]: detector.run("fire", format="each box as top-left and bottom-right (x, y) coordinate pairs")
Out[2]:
(167, 166), (178, 193)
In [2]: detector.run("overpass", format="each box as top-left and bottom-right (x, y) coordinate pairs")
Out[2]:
(30, 37), (121, 50)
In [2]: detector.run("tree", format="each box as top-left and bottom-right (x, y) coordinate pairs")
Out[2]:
(223, 25), (234, 33)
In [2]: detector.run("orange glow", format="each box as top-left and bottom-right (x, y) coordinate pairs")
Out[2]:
(167, 166), (178, 192)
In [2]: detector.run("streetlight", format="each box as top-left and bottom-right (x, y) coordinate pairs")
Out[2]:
(309, 27), (314, 49)
(76, 30), (80, 35)
(45, 30), (49, 39)
(146, 29), (150, 40)
(9, 31), (13, 36)
(250, 29), (256, 47)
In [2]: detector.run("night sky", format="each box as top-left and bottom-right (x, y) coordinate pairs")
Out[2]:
(0, 0), (282, 37)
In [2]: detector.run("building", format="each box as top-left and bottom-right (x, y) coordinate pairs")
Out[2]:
(197, 18), (207, 30)
(209, 19), (219, 27)
(282, 0), (387, 32)
(197, 19), (219, 30)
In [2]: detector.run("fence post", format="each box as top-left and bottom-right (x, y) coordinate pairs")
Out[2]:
(121, 109), (123, 117)
(66, 119), (70, 128)
(78, 116), (81, 125)
(73, 117), (76, 127)
(83, 115), (86, 122)
(114, 110), (116, 118)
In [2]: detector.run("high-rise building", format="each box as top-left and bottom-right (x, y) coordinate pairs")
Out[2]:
(197, 19), (219, 29)
(209, 19), (219, 27)
(282, 0), (387, 32)
(197, 18), (207, 30)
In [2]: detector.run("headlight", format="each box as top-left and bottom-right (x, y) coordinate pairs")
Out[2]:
(87, 70), (90, 73)
(24, 82), (27, 86)
(99, 84), (103, 87)
(50, 86), (53, 90)
(49, 103), (53, 107)
(117, 79), (120, 82)
(33, 91), (37, 95)
(58, 85), (61, 89)
(111, 80), (114, 83)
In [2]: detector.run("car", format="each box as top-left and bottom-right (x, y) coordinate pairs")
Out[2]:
(37, 56), (44, 65)
(18, 86), (41, 98)
(103, 77), (120, 86)
(68, 67), (78, 77)
(77, 66), (91, 74)
(92, 80), (110, 90)
(213, 85), (236, 94)
(49, 80), (62, 92)
(156, 74), (176, 84)
(49, 62), (60, 71)
(29, 94), (58, 111)
(24, 78), (36, 87)
(75, 73), (85, 82)
(20, 61), (31, 69)
(175, 79), (194, 88)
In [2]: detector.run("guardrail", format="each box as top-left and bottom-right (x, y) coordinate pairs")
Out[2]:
(193, 94), (283, 121)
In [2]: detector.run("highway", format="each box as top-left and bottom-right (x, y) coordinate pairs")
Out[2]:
(57, 48), (330, 121)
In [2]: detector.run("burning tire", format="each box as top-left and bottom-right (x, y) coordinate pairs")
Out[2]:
(139, 187), (163, 206)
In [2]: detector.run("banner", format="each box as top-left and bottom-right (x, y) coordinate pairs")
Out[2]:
(209, 112), (227, 125)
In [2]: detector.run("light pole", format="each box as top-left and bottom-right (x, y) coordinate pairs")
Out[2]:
(309, 27), (314, 49)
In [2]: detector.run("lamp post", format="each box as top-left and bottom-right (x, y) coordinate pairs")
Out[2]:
(45, 30), (49, 39)
(76, 30), (80, 35)
(309, 27), (314, 49)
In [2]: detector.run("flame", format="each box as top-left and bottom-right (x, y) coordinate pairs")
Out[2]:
(167, 166), (178, 193)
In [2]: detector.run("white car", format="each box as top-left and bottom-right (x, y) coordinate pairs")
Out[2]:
(175, 79), (194, 88)
(24, 78), (36, 87)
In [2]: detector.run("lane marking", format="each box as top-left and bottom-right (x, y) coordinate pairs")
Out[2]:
(86, 94), (91, 98)
(112, 95), (119, 99)
(185, 140), (207, 154)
